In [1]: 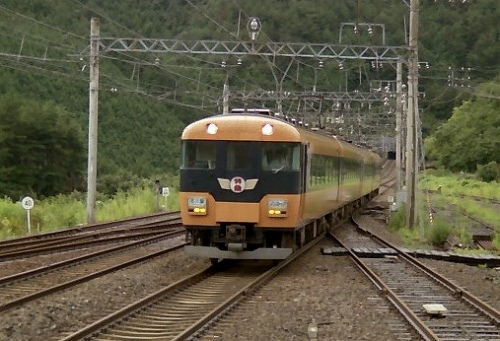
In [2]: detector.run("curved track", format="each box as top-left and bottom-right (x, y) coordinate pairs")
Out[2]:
(328, 213), (500, 340)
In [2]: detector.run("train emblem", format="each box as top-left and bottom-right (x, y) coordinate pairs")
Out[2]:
(230, 177), (245, 193)
(217, 178), (259, 192)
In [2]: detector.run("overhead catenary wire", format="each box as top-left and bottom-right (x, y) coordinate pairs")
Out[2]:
(0, 2), (224, 109)
(0, 2), (495, 109)
(73, 0), (267, 98)
(205, 0), (313, 93)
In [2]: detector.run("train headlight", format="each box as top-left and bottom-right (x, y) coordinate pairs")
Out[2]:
(206, 123), (218, 135)
(261, 123), (273, 136)
(268, 199), (287, 217)
(187, 197), (207, 215)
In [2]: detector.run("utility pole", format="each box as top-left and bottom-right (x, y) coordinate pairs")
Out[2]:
(222, 82), (229, 114)
(86, 18), (99, 224)
(82, 18), (409, 219)
(405, 0), (419, 228)
(395, 61), (403, 192)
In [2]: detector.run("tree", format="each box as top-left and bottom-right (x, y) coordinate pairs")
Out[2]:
(0, 95), (86, 200)
(1, 0), (499, 187)
(425, 81), (500, 173)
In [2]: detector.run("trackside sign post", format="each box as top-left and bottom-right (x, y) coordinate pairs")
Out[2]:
(161, 187), (170, 211)
(21, 196), (34, 233)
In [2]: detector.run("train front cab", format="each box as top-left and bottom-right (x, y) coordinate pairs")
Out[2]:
(180, 134), (306, 261)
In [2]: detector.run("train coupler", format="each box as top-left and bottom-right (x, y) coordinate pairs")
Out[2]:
(226, 224), (247, 251)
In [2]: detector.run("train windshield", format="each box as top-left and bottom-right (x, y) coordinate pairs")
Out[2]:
(227, 142), (251, 170)
(262, 143), (300, 171)
(181, 140), (216, 169)
(182, 140), (301, 172)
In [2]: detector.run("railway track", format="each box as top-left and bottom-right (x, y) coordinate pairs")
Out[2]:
(184, 235), (404, 340)
(57, 234), (323, 341)
(0, 229), (186, 313)
(4, 164), (496, 340)
(424, 189), (497, 250)
(0, 212), (181, 260)
(424, 189), (498, 232)
(326, 213), (500, 340)
(426, 189), (500, 206)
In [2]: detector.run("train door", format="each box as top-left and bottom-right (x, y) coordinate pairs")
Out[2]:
(334, 156), (341, 202)
(299, 143), (309, 216)
(360, 157), (366, 195)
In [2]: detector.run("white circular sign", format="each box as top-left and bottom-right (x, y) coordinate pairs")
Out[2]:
(21, 196), (34, 210)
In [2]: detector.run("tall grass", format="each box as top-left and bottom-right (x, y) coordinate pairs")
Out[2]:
(421, 171), (499, 232)
(425, 216), (452, 247)
(419, 173), (500, 249)
(391, 171), (500, 254)
(2, 170), (497, 250)
(420, 172), (500, 199)
(387, 203), (428, 248)
(0, 187), (180, 240)
(0, 198), (32, 240)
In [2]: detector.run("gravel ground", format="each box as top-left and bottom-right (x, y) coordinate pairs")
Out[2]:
(0, 245), (122, 278)
(0, 237), (207, 341)
(1, 215), (499, 341)
(200, 240), (404, 341)
(357, 210), (500, 313)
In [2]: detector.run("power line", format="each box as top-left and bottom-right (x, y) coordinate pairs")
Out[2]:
(0, 4), (85, 40)
(0, 3), (221, 109)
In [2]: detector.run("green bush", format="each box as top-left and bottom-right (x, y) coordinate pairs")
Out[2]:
(493, 234), (500, 252)
(427, 217), (452, 247)
(388, 205), (406, 231)
(457, 226), (473, 247)
(477, 162), (499, 183)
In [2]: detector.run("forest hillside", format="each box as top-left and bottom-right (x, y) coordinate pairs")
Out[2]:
(0, 0), (498, 199)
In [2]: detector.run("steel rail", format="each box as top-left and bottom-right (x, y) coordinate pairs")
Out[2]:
(0, 230), (186, 313)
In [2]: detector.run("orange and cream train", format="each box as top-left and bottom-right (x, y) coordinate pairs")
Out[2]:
(180, 109), (381, 263)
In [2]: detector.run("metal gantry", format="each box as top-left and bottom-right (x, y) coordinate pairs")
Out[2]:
(92, 37), (407, 61)
(227, 89), (393, 104)
(84, 17), (416, 225)
(226, 89), (398, 140)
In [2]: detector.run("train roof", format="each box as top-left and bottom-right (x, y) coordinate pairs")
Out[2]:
(182, 112), (380, 160)
(182, 113), (301, 142)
